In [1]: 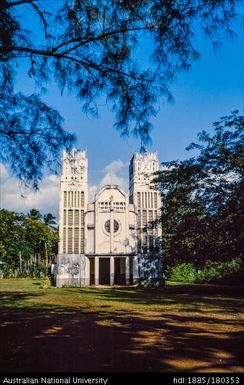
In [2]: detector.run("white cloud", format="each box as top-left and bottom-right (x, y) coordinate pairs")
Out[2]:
(104, 160), (126, 173)
(0, 163), (60, 217)
(0, 163), (9, 183)
(89, 159), (128, 201)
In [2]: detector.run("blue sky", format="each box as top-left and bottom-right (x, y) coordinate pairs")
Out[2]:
(1, 3), (243, 217)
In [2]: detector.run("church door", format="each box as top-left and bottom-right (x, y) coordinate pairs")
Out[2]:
(114, 258), (126, 285)
(99, 258), (110, 285)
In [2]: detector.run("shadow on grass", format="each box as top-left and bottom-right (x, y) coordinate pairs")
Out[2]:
(0, 286), (244, 373)
(86, 285), (244, 314)
(0, 291), (44, 307)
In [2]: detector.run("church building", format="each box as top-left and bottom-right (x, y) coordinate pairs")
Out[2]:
(55, 148), (162, 287)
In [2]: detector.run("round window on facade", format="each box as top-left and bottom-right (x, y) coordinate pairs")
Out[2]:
(105, 219), (119, 234)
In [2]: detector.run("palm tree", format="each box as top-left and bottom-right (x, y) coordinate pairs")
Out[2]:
(43, 213), (57, 231)
(27, 209), (42, 221)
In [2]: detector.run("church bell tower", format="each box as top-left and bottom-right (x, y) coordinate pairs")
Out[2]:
(129, 148), (162, 284)
(56, 148), (89, 287)
(59, 148), (88, 255)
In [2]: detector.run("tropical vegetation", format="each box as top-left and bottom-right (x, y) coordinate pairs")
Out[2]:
(153, 111), (244, 283)
(0, 209), (58, 277)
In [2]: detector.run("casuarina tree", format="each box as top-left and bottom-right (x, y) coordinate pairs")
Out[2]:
(0, 0), (239, 187)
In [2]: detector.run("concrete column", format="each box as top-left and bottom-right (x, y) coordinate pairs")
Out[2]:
(125, 256), (130, 285)
(132, 255), (139, 285)
(84, 256), (90, 286)
(95, 256), (99, 286)
(110, 257), (114, 286)
(110, 206), (114, 253)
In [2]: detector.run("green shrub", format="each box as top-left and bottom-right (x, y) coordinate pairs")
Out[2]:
(168, 258), (241, 284)
(168, 262), (198, 283)
(196, 258), (241, 283)
(40, 277), (52, 288)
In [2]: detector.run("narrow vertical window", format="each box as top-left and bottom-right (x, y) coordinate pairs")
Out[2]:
(74, 210), (79, 226)
(71, 191), (73, 207)
(154, 210), (158, 221)
(142, 210), (147, 226)
(154, 192), (157, 208)
(74, 228), (79, 253)
(81, 210), (84, 226)
(137, 212), (141, 228)
(137, 192), (141, 208)
(68, 210), (73, 226)
(63, 228), (66, 254)
(77, 191), (80, 208)
(80, 192), (84, 207)
(64, 191), (67, 208)
(68, 228), (73, 253)
(80, 228), (84, 253)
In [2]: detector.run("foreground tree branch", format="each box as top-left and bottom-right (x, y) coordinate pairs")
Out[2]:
(0, 0), (240, 187)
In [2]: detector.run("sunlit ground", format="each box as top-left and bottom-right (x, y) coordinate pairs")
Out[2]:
(0, 278), (244, 372)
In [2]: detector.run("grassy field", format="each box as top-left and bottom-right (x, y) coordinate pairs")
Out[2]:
(0, 278), (244, 373)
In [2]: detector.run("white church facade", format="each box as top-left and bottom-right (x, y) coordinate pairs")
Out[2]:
(55, 148), (162, 287)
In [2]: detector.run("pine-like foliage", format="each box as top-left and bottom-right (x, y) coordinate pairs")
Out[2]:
(0, 0), (238, 187)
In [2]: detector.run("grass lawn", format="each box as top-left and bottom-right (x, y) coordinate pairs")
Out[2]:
(0, 278), (244, 373)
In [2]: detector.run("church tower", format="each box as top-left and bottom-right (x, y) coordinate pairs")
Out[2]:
(59, 148), (88, 255)
(129, 148), (162, 284)
(56, 148), (89, 287)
